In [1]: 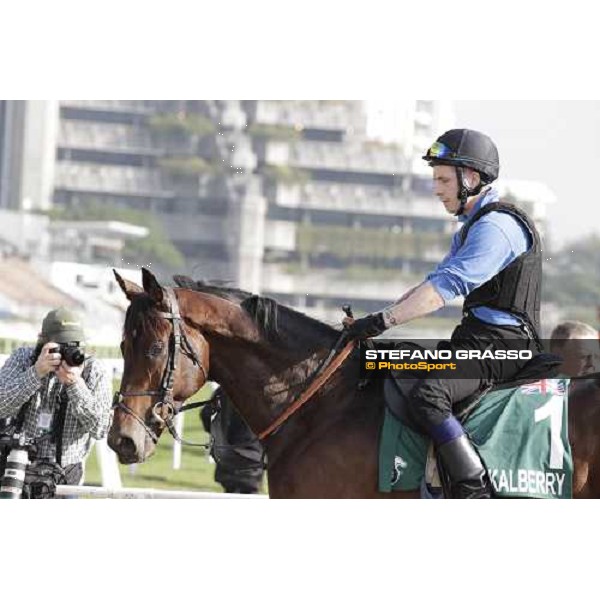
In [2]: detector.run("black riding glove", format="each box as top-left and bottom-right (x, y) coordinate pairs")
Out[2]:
(345, 312), (387, 340)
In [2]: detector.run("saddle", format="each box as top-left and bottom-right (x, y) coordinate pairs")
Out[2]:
(383, 351), (563, 431)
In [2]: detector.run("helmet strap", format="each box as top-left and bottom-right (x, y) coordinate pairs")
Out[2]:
(454, 166), (469, 216)
(454, 166), (485, 216)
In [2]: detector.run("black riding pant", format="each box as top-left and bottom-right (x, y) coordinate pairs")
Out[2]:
(406, 315), (539, 436)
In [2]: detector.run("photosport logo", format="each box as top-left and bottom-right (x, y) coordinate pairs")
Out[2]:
(359, 340), (537, 379)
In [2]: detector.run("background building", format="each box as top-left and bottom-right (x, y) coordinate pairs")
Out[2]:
(0, 100), (556, 343)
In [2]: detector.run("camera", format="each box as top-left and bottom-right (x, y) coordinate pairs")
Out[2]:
(57, 342), (86, 367)
(0, 430), (33, 498)
(0, 431), (66, 499)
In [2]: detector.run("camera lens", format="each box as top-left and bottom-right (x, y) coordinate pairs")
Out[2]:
(60, 345), (85, 367)
(69, 350), (85, 366)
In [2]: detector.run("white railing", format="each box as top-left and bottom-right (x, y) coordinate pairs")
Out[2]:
(60, 100), (155, 112)
(54, 485), (267, 499)
(58, 121), (153, 151)
(254, 100), (360, 131)
(54, 164), (165, 195)
(277, 182), (445, 219)
(290, 140), (406, 173)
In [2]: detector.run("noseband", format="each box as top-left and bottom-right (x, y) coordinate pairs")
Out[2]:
(113, 287), (209, 447)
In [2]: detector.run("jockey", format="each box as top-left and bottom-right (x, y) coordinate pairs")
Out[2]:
(344, 128), (543, 498)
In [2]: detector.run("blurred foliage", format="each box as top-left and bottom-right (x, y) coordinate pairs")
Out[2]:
(362, 139), (403, 152)
(282, 261), (420, 284)
(47, 202), (185, 269)
(543, 234), (600, 309)
(158, 156), (218, 177)
(148, 113), (216, 137)
(262, 164), (310, 185)
(248, 123), (300, 141)
(297, 224), (450, 260)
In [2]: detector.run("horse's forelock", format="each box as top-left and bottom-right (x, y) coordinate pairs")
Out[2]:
(124, 293), (171, 341)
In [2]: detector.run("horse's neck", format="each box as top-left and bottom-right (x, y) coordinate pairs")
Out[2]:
(179, 286), (344, 437)
(568, 382), (600, 498)
(569, 382), (600, 434)
(209, 334), (330, 431)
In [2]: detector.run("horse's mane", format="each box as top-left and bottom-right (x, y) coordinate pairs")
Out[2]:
(173, 274), (337, 349)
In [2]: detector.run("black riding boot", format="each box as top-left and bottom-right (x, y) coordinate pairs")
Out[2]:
(437, 434), (493, 499)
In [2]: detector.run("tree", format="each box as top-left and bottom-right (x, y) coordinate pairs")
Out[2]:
(46, 202), (185, 269)
(543, 234), (600, 310)
(147, 113), (216, 137)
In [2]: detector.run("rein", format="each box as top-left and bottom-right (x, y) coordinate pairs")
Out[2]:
(115, 285), (356, 449)
(113, 287), (211, 448)
(257, 337), (355, 441)
(114, 396), (213, 447)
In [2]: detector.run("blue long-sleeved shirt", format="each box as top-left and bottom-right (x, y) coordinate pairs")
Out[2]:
(426, 187), (532, 326)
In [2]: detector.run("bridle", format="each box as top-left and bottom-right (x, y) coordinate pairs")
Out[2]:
(114, 286), (356, 451)
(113, 287), (211, 448)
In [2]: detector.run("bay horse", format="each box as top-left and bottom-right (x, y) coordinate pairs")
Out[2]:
(107, 268), (600, 498)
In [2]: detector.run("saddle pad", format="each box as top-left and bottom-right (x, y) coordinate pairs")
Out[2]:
(379, 378), (573, 499)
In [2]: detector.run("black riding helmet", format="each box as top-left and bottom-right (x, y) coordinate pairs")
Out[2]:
(423, 129), (500, 216)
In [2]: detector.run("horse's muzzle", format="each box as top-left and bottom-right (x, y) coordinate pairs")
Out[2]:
(108, 429), (153, 464)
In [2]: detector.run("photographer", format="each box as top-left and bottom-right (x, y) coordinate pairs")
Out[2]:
(0, 307), (112, 493)
(201, 386), (265, 494)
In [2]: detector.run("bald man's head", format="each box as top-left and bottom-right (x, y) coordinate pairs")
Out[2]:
(550, 321), (599, 377)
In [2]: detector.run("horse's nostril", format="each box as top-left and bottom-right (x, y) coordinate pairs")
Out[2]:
(116, 436), (138, 462)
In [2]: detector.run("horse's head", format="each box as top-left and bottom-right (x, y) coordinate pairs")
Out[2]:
(109, 267), (343, 462)
(108, 268), (209, 463)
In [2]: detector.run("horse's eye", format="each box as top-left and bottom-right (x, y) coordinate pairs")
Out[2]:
(146, 341), (164, 358)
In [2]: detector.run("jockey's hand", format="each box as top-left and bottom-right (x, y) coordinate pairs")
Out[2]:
(344, 312), (387, 341)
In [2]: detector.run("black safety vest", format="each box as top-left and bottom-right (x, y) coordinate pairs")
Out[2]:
(459, 201), (542, 336)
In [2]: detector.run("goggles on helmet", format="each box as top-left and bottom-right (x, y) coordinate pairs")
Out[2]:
(425, 141), (455, 160)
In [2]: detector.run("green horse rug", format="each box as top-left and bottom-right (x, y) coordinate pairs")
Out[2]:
(379, 377), (572, 499)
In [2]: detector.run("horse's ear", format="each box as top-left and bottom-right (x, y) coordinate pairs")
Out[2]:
(141, 267), (164, 305)
(113, 269), (143, 301)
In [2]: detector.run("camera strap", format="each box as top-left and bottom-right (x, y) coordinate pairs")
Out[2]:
(15, 401), (30, 433)
(50, 360), (91, 464)
(53, 389), (69, 466)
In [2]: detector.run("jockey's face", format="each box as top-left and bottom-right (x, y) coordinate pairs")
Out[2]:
(433, 165), (460, 214)
(432, 164), (480, 215)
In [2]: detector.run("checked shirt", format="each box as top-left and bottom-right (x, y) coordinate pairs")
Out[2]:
(0, 347), (113, 466)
